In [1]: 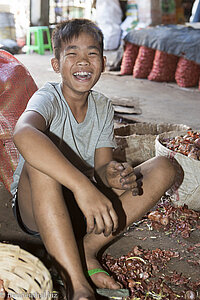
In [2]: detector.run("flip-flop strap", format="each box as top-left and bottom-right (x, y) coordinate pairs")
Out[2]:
(87, 268), (110, 277)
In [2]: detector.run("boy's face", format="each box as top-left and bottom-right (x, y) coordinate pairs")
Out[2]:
(51, 32), (106, 97)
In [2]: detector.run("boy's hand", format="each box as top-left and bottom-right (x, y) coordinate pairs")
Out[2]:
(106, 161), (139, 196)
(74, 182), (118, 237)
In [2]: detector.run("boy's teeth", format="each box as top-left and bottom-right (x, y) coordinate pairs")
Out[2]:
(74, 72), (91, 76)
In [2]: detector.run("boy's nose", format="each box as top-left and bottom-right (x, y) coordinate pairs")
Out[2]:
(77, 56), (89, 66)
(77, 61), (89, 66)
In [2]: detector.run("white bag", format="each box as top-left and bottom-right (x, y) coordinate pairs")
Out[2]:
(96, 0), (122, 50)
(155, 131), (200, 211)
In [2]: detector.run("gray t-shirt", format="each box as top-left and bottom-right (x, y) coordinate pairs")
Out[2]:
(11, 82), (116, 195)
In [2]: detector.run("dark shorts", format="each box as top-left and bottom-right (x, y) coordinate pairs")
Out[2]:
(12, 190), (40, 237)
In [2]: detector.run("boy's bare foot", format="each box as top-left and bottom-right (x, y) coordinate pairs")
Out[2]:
(68, 286), (96, 300)
(61, 275), (95, 300)
(72, 290), (95, 300)
(85, 256), (121, 290)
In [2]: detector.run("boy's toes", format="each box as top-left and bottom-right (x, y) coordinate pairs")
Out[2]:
(89, 271), (122, 290)
(104, 276), (122, 289)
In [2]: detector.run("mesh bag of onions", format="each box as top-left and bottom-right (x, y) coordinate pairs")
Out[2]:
(0, 50), (37, 192)
(120, 42), (139, 75)
(175, 57), (200, 88)
(133, 46), (155, 79)
(148, 50), (178, 82)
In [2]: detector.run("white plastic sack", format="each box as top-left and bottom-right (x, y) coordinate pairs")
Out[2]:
(96, 0), (122, 25)
(98, 23), (122, 50)
(96, 0), (122, 50)
(155, 131), (200, 211)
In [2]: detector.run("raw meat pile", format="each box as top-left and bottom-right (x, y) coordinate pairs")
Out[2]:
(161, 131), (200, 160)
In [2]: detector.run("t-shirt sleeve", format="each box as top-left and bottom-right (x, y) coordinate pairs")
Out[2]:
(96, 100), (117, 149)
(25, 90), (54, 126)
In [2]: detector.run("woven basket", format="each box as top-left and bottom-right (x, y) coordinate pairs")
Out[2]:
(114, 122), (190, 166)
(0, 243), (53, 299)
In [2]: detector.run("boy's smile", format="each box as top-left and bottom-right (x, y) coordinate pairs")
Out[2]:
(73, 71), (92, 81)
(51, 32), (106, 100)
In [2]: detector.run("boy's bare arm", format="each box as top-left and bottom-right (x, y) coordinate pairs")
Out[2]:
(94, 147), (113, 186)
(14, 111), (118, 236)
(14, 110), (89, 191)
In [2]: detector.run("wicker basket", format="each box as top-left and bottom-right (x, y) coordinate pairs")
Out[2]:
(0, 243), (53, 299)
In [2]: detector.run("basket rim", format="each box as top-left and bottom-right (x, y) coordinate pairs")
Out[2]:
(0, 243), (53, 299)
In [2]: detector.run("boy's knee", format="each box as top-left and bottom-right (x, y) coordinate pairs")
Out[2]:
(155, 155), (173, 167)
(154, 156), (177, 183)
(25, 162), (60, 187)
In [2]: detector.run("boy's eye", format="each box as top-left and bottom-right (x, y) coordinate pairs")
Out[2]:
(89, 51), (99, 56)
(67, 52), (76, 56)
(89, 53), (100, 57)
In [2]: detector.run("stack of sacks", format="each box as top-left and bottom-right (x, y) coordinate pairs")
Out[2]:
(133, 46), (155, 79)
(120, 42), (139, 75)
(120, 42), (200, 89)
(175, 57), (200, 88)
(148, 50), (178, 82)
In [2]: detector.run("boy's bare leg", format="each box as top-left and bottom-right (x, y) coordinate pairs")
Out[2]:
(83, 156), (177, 289)
(17, 163), (95, 300)
(17, 156), (176, 293)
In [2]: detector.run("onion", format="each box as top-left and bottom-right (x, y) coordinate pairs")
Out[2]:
(160, 216), (169, 226)
(185, 290), (196, 300)
(194, 137), (200, 148)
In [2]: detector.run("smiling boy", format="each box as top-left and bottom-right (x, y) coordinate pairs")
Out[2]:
(11, 19), (176, 300)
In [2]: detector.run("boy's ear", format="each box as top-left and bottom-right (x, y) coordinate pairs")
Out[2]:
(51, 58), (60, 73)
(102, 56), (106, 72)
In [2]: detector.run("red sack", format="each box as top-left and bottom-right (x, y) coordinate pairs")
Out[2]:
(0, 50), (38, 192)
(120, 42), (139, 75)
(133, 46), (155, 79)
(148, 50), (178, 82)
(175, 57), (200, 88)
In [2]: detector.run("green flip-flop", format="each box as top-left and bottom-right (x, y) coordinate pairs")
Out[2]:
(86, 269), (130, 298)
(86, 268), (110, 277)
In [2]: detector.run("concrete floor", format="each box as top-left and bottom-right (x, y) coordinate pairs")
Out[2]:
(0, 51), (200, 296)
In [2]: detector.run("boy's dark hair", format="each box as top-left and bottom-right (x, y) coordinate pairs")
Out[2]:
(51, 18), (104, 60)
